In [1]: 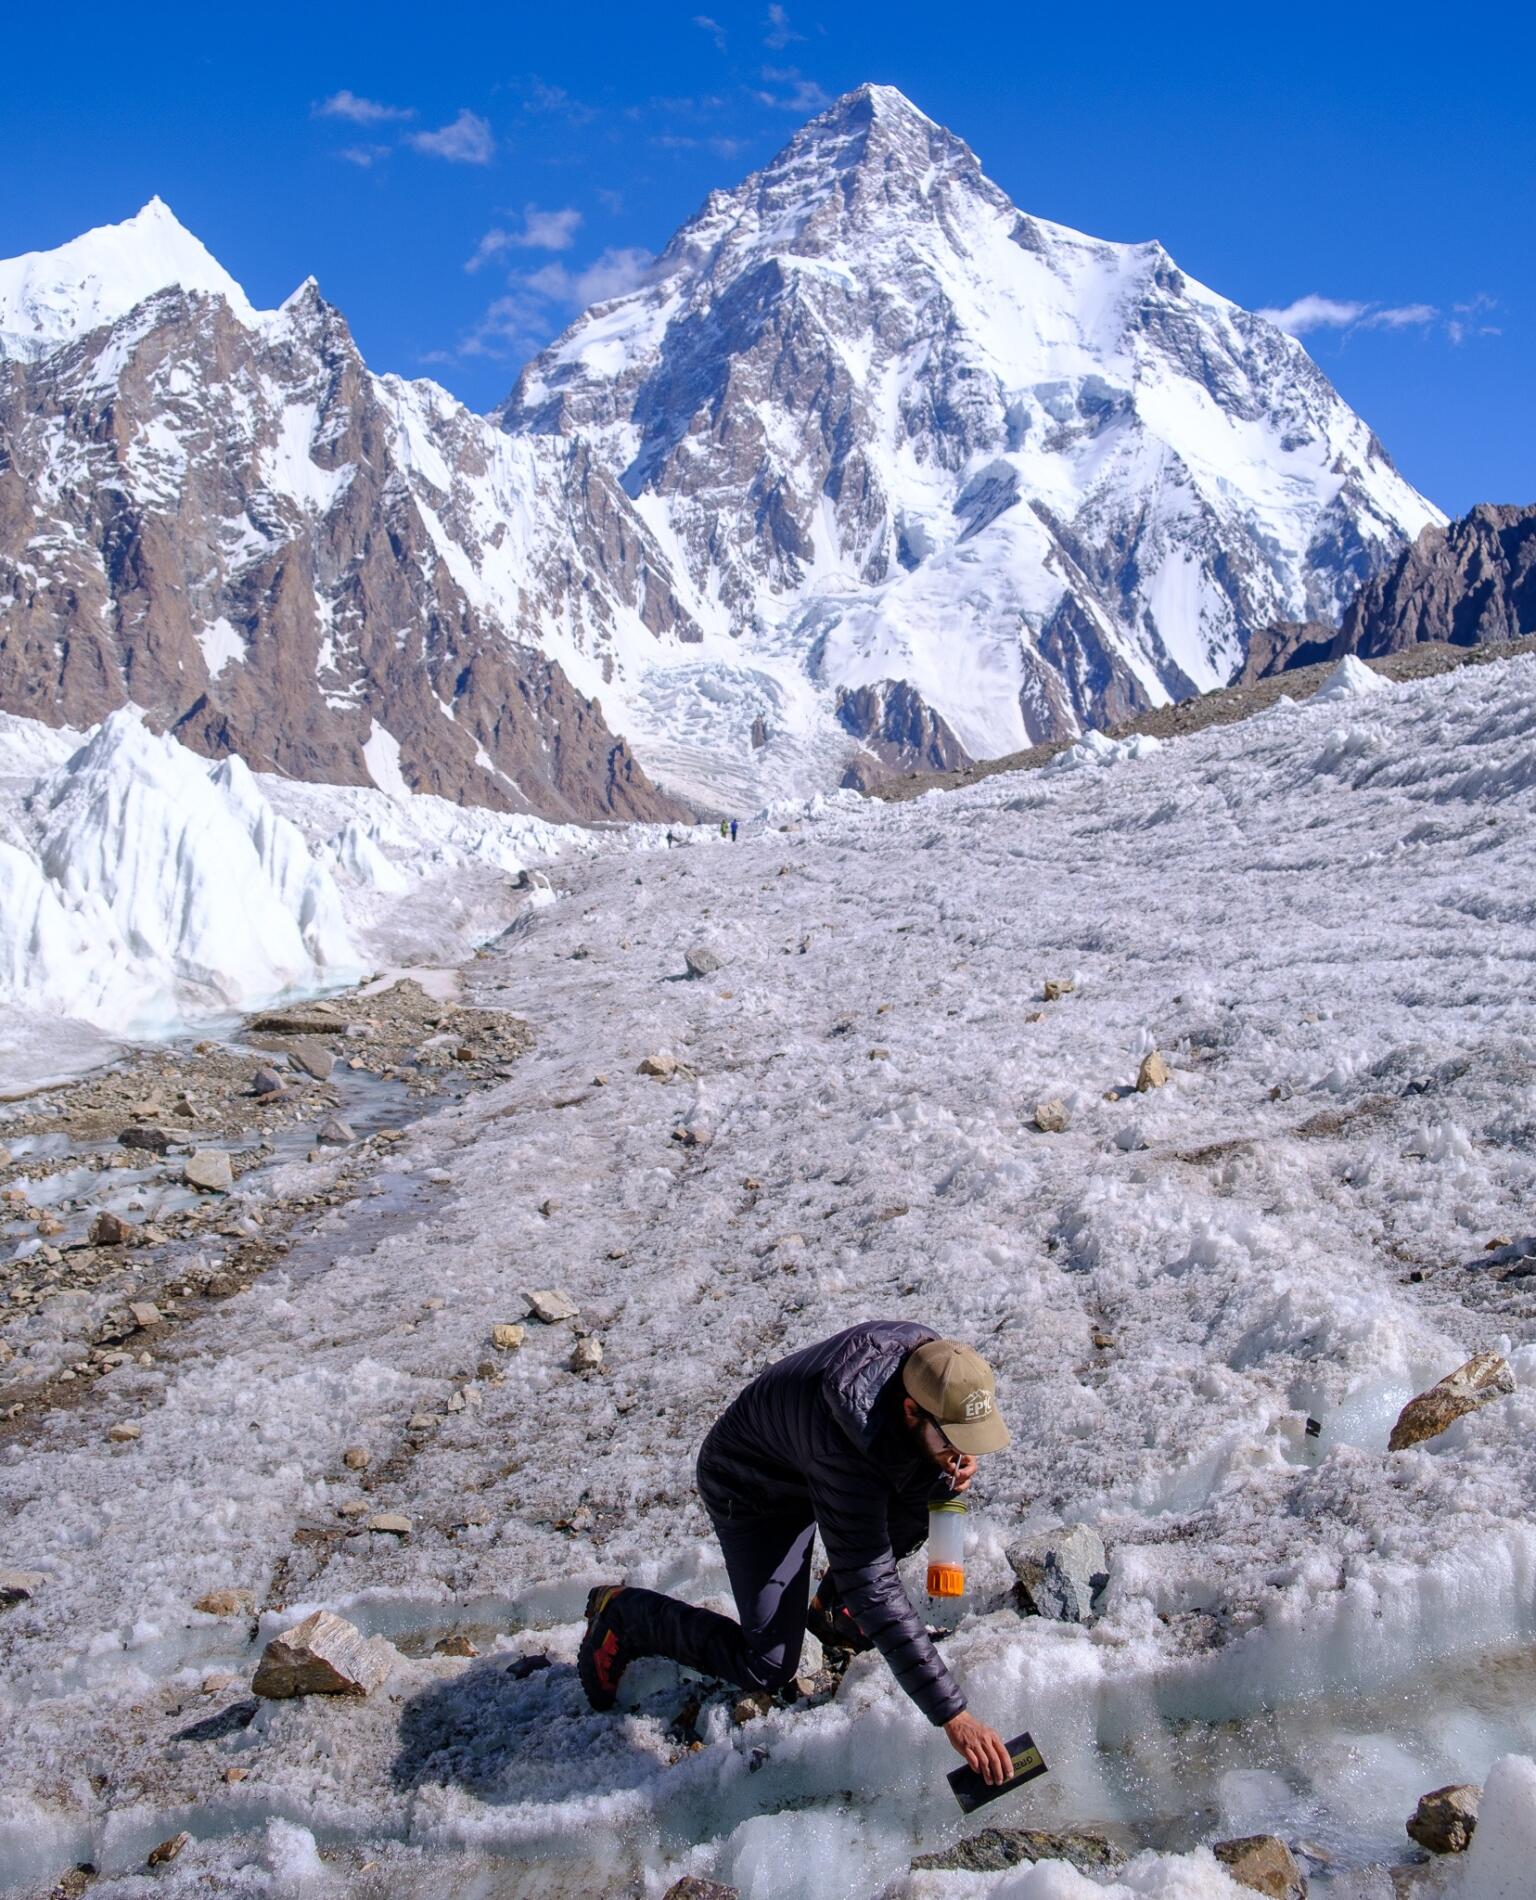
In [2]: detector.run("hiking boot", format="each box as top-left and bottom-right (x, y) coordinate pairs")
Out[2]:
(805, 1573), (873, 1655)
(578, 1584), (631, 1711)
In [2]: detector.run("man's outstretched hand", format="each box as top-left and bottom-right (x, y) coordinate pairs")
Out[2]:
(943, 1711), (1013, 1784)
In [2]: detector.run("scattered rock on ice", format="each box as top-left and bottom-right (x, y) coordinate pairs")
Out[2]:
(662, 1881), (740, 1900)
(1211, 1835), (1307, 1898)
(251, 1609), (396, 1698)
(366, 1513), (412, 1536)
(342, 1447), (370, 1471)
(525, 1289), (579, 1324)
(0, 1569), (45, 1604)
(1008, 1523), (1109, 1622)
(1136, 1050), (1170, 1092)
(1034, 1099), (1070, 1133)
(570, 1337), (604, 1372)
(434, 1633), (478, 1657)
(507, 1653), (551, 1681)
(118, 1124), (170, 1154)
(911, 1828), (1125, 1873)
(315, 1117), (355, 1146)
(1407, 1782), (1481, 1853)
(1043, 978), (1074, 1002)
(107, 1421), (141, 1443)
(491, 1323), (526, 1351)
(684, 945), (723, 978)
(194, 1587), (254, 1617)
(287, 1037), (335, 1080)
(639, 1051), (679, 1078)
(128, 1301), (162, 1331)
(184, 1150), (233, 1193)
(249, 1066), (286, 1098)
(146, 1831), (191, 1867)
(1388, 1352), (1515, 1451)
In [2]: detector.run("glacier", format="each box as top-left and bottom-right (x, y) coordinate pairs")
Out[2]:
(1, 653), (1534, 1895)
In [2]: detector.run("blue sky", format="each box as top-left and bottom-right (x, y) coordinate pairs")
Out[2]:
(6, 0), (1530, 515)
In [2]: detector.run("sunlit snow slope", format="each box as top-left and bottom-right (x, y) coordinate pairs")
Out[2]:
(2, 655), (1533, 1898)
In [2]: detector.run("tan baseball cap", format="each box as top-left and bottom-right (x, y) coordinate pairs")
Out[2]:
(902, 1339), (1010, 1455)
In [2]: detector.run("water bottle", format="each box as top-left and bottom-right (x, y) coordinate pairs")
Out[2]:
(926, 1499), (967, 1598)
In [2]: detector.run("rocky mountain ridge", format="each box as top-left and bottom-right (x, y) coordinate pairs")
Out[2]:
(1, 92), (1444, 813)
(0, 203), (691, 822)
(1244, 502), (1536, 678)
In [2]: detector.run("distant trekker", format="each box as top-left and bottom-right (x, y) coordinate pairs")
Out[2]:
(730, 818), (739, 842)
(578, 1322), (1016, 1787)
(720, 819), (729, 839)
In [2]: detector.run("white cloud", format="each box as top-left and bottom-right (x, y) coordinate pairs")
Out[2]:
(407, 109), (495, 165)
(450, 246), (656, 363)
(314, 90), (414, 124)
(524, 247), (655, 306)
(694, 13), (726, 49)
(336, 144), (391, 168)
(1361, 303), (1439, 330)
(763, 4), (802, 48)
(754, 67), (831, 112)
(466, 206), (584, 271)
(1260, 291), (1498, 347)
(1256, 295), (1370, 335)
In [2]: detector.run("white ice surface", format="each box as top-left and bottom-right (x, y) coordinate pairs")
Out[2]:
(2, 655), (1534, 1895)
(0, 710), (628, 1084)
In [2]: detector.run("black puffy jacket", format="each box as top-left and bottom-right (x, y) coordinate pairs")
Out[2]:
(696, 1320), (965, 1725)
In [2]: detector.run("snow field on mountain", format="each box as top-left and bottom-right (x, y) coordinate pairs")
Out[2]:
(1, 657), (1533, 1895)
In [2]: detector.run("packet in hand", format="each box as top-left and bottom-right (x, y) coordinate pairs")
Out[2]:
(946, 1732), (1048, 1813)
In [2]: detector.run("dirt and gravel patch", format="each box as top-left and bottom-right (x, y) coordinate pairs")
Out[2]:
(0, 975), (532, 1443)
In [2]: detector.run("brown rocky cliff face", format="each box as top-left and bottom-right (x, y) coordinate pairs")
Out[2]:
(0, 283), (692, 823)
(1245, 502), (1536, 680)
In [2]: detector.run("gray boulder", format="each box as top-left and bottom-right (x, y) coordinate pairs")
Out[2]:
(684, 945), (723, 978)
(1008, 1522), (1109, 1622)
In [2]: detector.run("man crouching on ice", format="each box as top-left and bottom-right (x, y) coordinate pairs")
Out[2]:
(578, 1321), (1016, 1785)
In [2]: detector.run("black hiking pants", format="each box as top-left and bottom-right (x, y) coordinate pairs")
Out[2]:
(614, 1508), (818, 1694)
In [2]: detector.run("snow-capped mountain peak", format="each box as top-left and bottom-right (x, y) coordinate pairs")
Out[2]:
(499, 83), (1441, 800)
(0, 196), (261, 359)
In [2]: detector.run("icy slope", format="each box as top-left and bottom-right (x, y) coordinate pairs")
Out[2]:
(1, 655), (1533, 1896)
(502, 83), (1441, 792)
(0, 711), (359, 1038)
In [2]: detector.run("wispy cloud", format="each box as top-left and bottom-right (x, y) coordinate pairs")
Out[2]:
(519, 80), (599, 127)
(763, 4), (802, 48)
(754, 66), (831, 112)
(524, 247), (655, 306)
(407, 109), (495, 165)
(314, 90), (415, 125)
(336, 143), (392, 168)
(1256, 295), (1370, 335)
(466, 206), (584, 270)
(653, 132), (749, 158)
(1258, 292), (1498, 346)
(694, 13), (727, 49)
(451, 247), (656, 363)
(1449, 294), (1503, 345)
